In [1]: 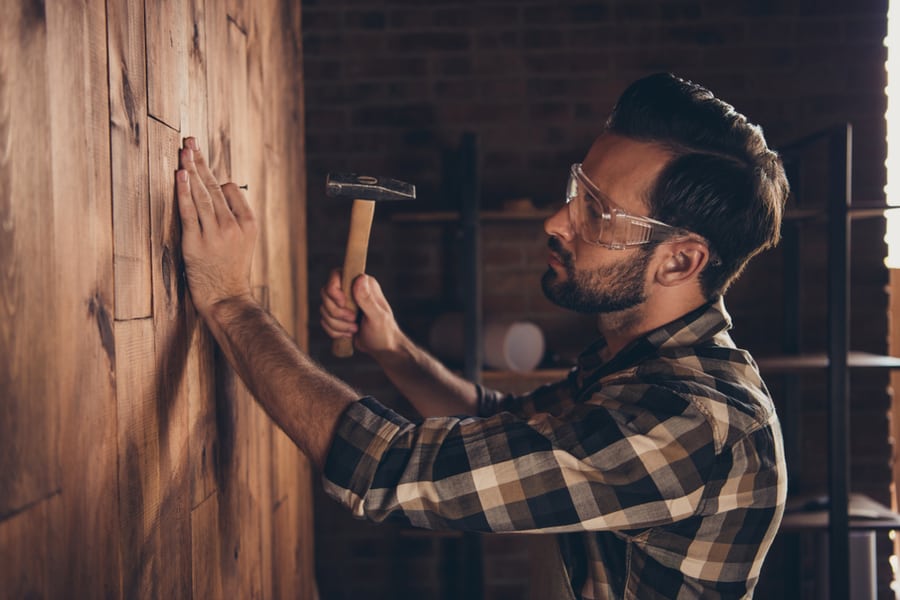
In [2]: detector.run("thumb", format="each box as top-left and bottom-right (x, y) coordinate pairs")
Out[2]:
(351, 275), (377, 313)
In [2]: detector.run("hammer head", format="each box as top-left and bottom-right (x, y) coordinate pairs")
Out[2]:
(326, 173), (416, 202)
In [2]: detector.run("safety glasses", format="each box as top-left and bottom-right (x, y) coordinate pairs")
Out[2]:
(565, 163), (695, 250)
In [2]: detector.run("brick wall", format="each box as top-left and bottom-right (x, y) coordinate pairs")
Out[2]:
(301, 1), (891, 598)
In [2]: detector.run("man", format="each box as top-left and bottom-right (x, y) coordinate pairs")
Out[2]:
(176, 73), (789, 599)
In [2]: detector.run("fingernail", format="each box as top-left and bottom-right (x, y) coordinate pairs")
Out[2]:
(177, 169), (188, 182)
(188, 138), (199, 151)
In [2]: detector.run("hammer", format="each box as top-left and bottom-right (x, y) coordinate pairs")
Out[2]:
(326, 173), (416, 357)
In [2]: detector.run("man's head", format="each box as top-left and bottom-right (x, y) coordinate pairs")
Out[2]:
(543, 73), (788, 315)
(605, 72), (788, 298)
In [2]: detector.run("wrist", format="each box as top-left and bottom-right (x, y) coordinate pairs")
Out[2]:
(201, 292), (259, 325)
(370, 329), (414, 367)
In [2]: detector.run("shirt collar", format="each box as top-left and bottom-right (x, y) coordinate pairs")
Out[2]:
(575, 297), (732, 381)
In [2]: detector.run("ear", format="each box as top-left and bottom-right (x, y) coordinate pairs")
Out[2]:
(653, 240), (710, 287)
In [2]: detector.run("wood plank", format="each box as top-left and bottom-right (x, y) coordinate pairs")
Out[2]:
(191, 492), (224, 599)
(149, 117), (193, 598)
(180, 0), (219, 512)
(46, 0), (121, 596)
(145, 0), (183, 129)
(181, 0), (210, 146)
(272, 429), (317, 599)
(0, 493), (60, 599)
(190, 325), (219, 509)
(0, 0), (60, 519)
(108, 0), (152, 319)
(210, 343), (242, 595)
(249, 395), (275, 600)
(115, 318), (163, 598)
(205, 1), (234, 181)
(206, 10), (275, 598)
(255, 3), (317, 596)
(285, 4), (310, 357)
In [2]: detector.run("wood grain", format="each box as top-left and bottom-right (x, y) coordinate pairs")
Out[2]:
(0, 0), (312, 597)
(108, 0), (152, 319)
(149, 117), (193, 597)
(0, 494), (59, 599)
(115, 318), (163, 598)
(146, 0), (184, 129)
(205, 1), (236, 181)
(47, 0), (121, 596)
(191, 492), (224, 599)
(0, 0), (60, 520)
(182, 0), (210, 147)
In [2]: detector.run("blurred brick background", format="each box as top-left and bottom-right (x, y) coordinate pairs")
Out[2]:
(300, 0), (891, 597)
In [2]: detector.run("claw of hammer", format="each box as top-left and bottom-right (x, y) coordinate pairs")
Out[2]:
(326, 173), (417, 357)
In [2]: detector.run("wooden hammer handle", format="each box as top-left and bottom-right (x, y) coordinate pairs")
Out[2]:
(334, 199), (376, 357)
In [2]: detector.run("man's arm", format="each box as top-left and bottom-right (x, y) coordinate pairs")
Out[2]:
(176, 138), (357, 470)
(320, 270), (479, 418)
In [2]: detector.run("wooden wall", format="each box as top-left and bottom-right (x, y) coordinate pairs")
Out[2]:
(0, 1), (314, 598)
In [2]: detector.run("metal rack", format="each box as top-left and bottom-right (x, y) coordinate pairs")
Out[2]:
(771, 123), (900, 598)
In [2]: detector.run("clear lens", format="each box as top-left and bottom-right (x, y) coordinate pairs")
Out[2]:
(566, 165), (609, 245)
(565, 163), (681, 249)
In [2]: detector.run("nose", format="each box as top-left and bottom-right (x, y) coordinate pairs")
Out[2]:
(544, 203), (576, 242)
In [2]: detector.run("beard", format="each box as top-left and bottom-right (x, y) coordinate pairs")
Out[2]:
(541, 237), (652, 314)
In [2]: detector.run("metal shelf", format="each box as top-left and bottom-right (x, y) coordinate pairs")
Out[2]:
(757, 351), (900, 372)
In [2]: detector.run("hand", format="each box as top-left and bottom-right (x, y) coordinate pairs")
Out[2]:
(176, 137), (258, 317)
(320, 269), (402, 356)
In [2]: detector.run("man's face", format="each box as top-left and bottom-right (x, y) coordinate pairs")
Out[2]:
(541, 133), (672, 314)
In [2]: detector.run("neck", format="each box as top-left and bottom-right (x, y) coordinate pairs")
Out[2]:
(596, 289), (708, 361)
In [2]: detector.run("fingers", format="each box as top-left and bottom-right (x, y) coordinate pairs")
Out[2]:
(176, 169), (200, 234)
(322, 269), (349, 309)
(222, 182), (255, 228)
(320, 269), (357, 338)
(183, 137), (236, 226)
(180, 146), (216, 229)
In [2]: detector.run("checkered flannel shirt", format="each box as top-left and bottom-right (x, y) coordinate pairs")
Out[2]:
(323, 298), (787, 599)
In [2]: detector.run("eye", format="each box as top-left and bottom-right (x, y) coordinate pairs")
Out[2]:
(585, 196), (603, 220)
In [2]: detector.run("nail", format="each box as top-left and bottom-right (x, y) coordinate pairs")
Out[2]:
(178, 169), (187, 182)
(188, 138), (199, 151)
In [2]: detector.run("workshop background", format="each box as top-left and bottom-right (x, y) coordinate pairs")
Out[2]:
(0, 0), (893, 599)
(302, 0), (893, 599)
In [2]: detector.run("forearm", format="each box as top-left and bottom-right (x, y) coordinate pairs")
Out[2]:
(204, 295), (359, 470)
(371, 333), (478, 418)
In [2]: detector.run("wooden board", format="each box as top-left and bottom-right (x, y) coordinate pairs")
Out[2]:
(47, 0), (121, 596)
(191, 492), (224, 599)
(204, 7), (267, 598)
(182, 0), (210, 147)
(108, 0), (152, 319)
(149, 117), (193, 597)
(189, 325), (219, 509)
(0, 494), (59, 599)
(146, 0), (184, 129)
(272, 429), (317, 599)
(115, 318), (163, 597)
(256, 2), (317, 592)
(0, 0), (60, 519)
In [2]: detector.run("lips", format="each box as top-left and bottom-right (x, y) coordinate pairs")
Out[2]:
(547, 237), (572, 271)
(548, 252), (564, 268)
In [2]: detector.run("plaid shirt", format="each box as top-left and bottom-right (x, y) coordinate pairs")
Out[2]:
(323, 299), (787, 599)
